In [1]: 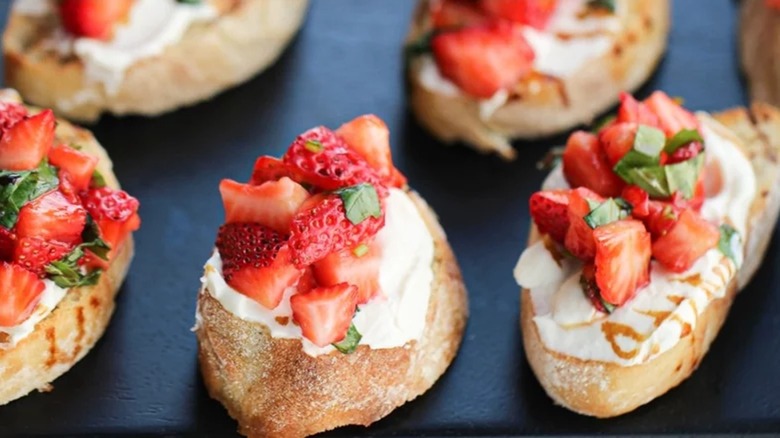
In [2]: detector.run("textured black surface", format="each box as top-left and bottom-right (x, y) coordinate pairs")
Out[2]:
(0, 0), (779, 436)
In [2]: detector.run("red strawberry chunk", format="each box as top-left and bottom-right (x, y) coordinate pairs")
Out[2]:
(666, 141), (703, 164)
(644, 200), (680, 238)
(0, 262), (45, 327)
(562, 131), (625, 197)
(431, 0), (489, 28)
(313, 240), (382, 305)
(652, 209), (720, 273)
(59, 0), (134, 40)
(644, 91), (700, 137)
(82, 187), (139, 223)
(598, 122), (637, 167)
(295, 268), (318, 295)
(16, 190), (86, 245)
(13, 237), (72, 278)
(0, 228), (17, 261)
(529, 189), (570, 243)
(564, 187), (603, 261)
(0, 110), (55, 171)
(336, 114), (406, 188)
(431, 22), (535, 99)
(593, 219), (651, 306)
(0, 102), (28, 134)
(219, 177), (310, 234)
(48, 144), (98, 192)
(621, 185), (649, 218)
(480, 0), (558, 29)
(249, 156), (290, 185)
(290, 283), (359, 347)
(616, 92), (661, 128)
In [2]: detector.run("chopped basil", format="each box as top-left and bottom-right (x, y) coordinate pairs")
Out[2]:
(45, 217), (110, 288)
(337, 184), (382, 225)
(352, 243), (369, 258)
(664, 153), (704, 199)
(718, 224), (743, 268)
(91, 169), (107, 189)
(304, 139), (323, 153)
(588, 0), (616, 13)
(618, 165), (669, 198)
(613, 125), (666, 180)
(584, 198), (632, 229)
(176, 0), (201, 4)
(332, 323), (362, 354)
(0, 161), (59, 229)
(665, 129), (704, 154)
(590, 114), (616, 133)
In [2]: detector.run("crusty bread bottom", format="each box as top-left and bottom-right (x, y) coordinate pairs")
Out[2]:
(520, 104), (780, 417)
(195, 192), (469, 437)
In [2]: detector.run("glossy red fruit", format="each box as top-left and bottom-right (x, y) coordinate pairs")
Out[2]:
(599, 122), (637, 167)
(0, 262), (46, 327)
(529, 189), (570, 243)
(0, 228), (17, 261)
(0, 110), (55, 171)
(48, 144), (99, 192)
(431, 21), (535, 98)
(430, 0), (489, 29)
(219, 178), (310, 234)
(621, 185), (650, 218)
(13, 237), (72, 278)
(16, 190), (86, 245)
(480, 0), (558, 29)
(593, 219), (651, 306)
(562, 131), (625, 197)
(290, 283), (359, 347)
(652, 209), (720, 273)
(248, 156), (290, 185)
(616, 92), (660, 128)
(644, 200), (680, 238)
(82, 187), (139, 223)
(0, 102), (28, 135)
(644, 91), (700, 137)
(336, 114), (406, 188)
(666, 141), (704, 164)
(564, 187), (603, 261)
(59, 0), (134, 40)
(313, 240), (382, 305)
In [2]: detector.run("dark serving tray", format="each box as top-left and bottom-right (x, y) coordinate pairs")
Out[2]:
(0, 0), (778, 436)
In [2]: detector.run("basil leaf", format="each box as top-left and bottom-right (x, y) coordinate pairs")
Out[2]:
(177, 0), (201, 4)
(405, 31), (435, 60)
(332, 323), (362, 354)
(45, 216), (110, 288)
(718, 224), (743, 267)
(665, 129), (704, 154)
(91, 169), (107, 189)
(613, 125), (665, 182)
(337, 184), (382, 225)
(588, 0), (615, 13)
(584, 198), (632, 229)
(665, 153), (705, 199)
(0, 162), (59, 228)
(619, 166), (670, 198)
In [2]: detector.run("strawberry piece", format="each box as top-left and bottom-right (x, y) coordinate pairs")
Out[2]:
(295, 268), (318, 295)
(288, 194), (385, 268)
(644, 200), (680, 238)
(598, 122), (637, 167)
(216, 222), (302, 309)
(666, 141), (704, 164)
(616, 92), (660, 128)
(431, 0), (489, 28)
(0, 110), (55, 171)
(336, 115), (407, 188)
(249, 156), (290, 185)
(57, 170), (81, 204)
(431, 22), (535, 99)
(313, 240), (382, 305)
(689, 179), (705, 211)
(581, 263), (611, 313)
(593, 219), (651, 306)
(219, 177), (310, 234)
(48, 144), (98, 192)
(0, 102), (28, 134)
(0, 262), (45, 327)
(644, 91), (700, 137)
(81, 187), (140, 261)
(562, 131), (625, 197)
(0, 228), (16, 261)
(652, 209), (719, 273)
(13, 237), (72, 278)
(479, 0), (558, 29)
(283, 127), (387, 195)
(59, 0), (134, 40)
(16, 190), (86, 245)
(529, 189), (570, 243)
(621, 185), (649, 218)
(290, 283), (359, 347)
(564, 187), (603, 261)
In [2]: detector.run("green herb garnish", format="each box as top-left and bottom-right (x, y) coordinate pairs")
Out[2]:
(665, 129), (704, 155)
(587, 0), (616, 13)
(353, 243), (369, 258)
(91, 169), (107, 189)
(177, 0), (202, 4)
(337, 184), (382, 225)
(332, 323), (362, 354)
(584, 198), (632, 229)
(45, 217), (110, 288)
(664, 153), (705, 199)
(717, 224), (742, 267)
(0, 161), (59, 228)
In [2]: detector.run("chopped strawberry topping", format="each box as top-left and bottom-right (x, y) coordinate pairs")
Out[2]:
(0, 262), (45, 327)
(81, 187), (140, 261)
(219, 177), (310, 234)
(529, 189), (570, 243)
(598, 122), (637, 167)
(593, 219), (651, 306)
(430, 0), (489, 29)
(0, 228), (17, 261)
(59, 0), (134, 40)
(644, 200), (680, 238)
(313, 240), (382, 305)
(48, 144), (99, 192)
(336, 114), (406, 188)
(652, 209), (720, 273)
(249, 156), (290, 186)
(644, 91), (700, 137)
(290, 283), (359, 347)
(0, 102), (28, 134)
(564, 187), (603, 261)
(621, 185), (650, 218)
(479, 0), (558, 29)
(0, 110), (55, 171)
(13, 237), (72, 278)
(16, 190), (86, 245)
(666, 141), (704, 164)
(562, 131), (624, 197)
(616, 92), (660, 128)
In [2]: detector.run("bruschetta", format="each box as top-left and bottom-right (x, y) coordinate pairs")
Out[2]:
(514, 91), (780, 417)
(406, 0), (670, 159)
(741, 0), (780, 105)
(3, 0), (309, 122)
(194, 115), (469, 437)
(0, 88), (140, 405)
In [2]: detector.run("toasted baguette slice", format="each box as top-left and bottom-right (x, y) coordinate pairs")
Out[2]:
(195, 191), (468, 437)
(0, 90), (135, 405)
(741, 0), (780, 106)
(3, 0), (309, 122)
(406, 0), (669, 160)
(520, 103), (780, 417)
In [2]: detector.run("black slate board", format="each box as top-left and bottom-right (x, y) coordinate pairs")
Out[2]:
(1, 0), (779, 436)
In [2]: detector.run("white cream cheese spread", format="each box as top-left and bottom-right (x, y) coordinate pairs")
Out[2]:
(514, 116), (757, 366)
(0, 280), (67, 349)
(200, 188), (436, 357)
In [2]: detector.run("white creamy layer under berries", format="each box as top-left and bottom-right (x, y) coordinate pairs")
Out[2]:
(196, 115), (437, 357)
(514, 92), (756, 365)
(14, 0), (216, 95)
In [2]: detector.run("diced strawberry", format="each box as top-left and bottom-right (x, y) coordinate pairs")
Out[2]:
(689, 178), (705, 211)
(430, 0), (489, 29)
(248, 156), (290, 185)
(283, 127), (387, 195)
(13, 237), (72, 278)
(479, 0), (558, 29)
(0, 228), (16, 261)
(598, 122), (637, 167)
(616, 92), (661, 128)
(57, 170), (80, 204)
(295, 267), (318, 295)
(59, 0), (134, 40)
(313, 240), (382, 305)
(431, 22), (535, 99)
(652, 209), (719, 273)
(581, 263), (611, 313)
(290, 283), (359, 347)
(81, 187), (140, 261)
(564, 187), (603, 261)
(593, 219), (651, 306)
(562, 131), (625, 197)
(16, 190), (86, 245)
(644, 200), (680, 238)
(288, 194), (385, 268)
(336, 115), (407, 188)
(644, 91), (699, 137)
(666, 141), (703, 164)
(0, 102), (28, 135)
(216, 223), (302, 309)
(219, 177), (310, 234)
(48, 144), (98, 192)
(529, 189), (570, 243)
(0, 262), (45, 327)
(621, 185), (649, 218)
(0, 110), (55, 171)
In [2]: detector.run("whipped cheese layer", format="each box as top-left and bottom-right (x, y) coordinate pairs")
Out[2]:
(515, 116), (757, 366)
(14, 0), (217, 95)
(200, 188), (436, 357)
(0, 280), (67, 349)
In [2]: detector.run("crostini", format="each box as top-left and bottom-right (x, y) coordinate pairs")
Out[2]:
(195, 115), (468, 437)
(514, 91), (780, 417)
(741, 0), (780, 105)
(406, 0), (670, 159)
(3, 0), (309, 122)
(0, 88), (140, 404)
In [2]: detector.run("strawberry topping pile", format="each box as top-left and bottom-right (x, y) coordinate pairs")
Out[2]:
(0, 103), (140, 328)
(530, 92), (735, 311)
(214, 115), (406, 352)
(59, 0), (135, 40)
